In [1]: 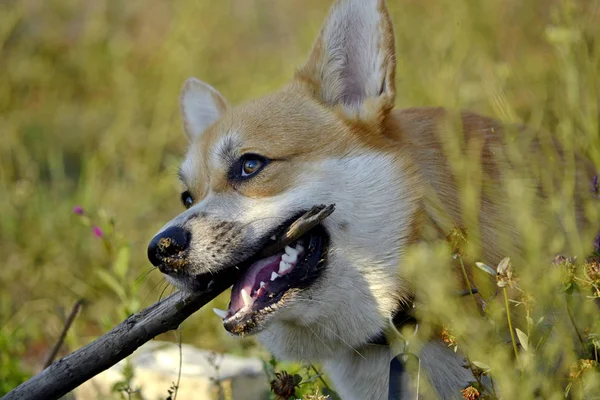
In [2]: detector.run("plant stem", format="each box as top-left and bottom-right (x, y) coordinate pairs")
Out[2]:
(173, 327), (182, 400)
(43, 299), (84, 369)
(565, 294), (584, 347)
(310, 364), (331, 390)
(458, 255), (483, 315)
(503, 287), (520, 366)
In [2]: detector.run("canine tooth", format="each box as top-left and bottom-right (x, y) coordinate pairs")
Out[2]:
(270, 235), (276, 240)
(295, 244), (304, 253)
(260, 281), (266, 288)
(241, 289), (254, 307)
(285, 245), (298, 255)
(212, 308), (228, 319)
(283, 246), (298, 263)
(270, 271), (280, 281)
(278, 261), (292, 274)
(281, 253), (297, 264)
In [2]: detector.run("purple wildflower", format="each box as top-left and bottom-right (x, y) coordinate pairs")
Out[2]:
(73, 206), (85, 215)
(594, 233), (600, 253)
(591, 175), (599, 198)
(92, 226), (104, 238)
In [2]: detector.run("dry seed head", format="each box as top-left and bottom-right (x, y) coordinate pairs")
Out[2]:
(461, 385), (480, 400)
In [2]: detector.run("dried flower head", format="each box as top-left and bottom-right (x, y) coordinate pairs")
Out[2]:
(441, 325), (458, 348)
(496, 257), (516, 288)
(447, 227), (468, 258)
(270, 371), (301, 399)
(569, 359), (599, 382)
(461, 385), (480, 400)
(585, 260), (600, 284)
(303, 390), (330, 400)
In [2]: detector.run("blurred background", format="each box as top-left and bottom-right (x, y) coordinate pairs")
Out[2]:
(1, 0), (599, 397)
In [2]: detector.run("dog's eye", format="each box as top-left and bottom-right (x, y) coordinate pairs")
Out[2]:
(180, 191), (194, 209)
(240, 155), (267, 178)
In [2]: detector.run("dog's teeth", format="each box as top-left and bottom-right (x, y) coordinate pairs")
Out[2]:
(282, 246), (298, 263)
(285, 245), (298, 255)
(271, 271), (280, 281)
(270, 235), (276, 241)
(260, 281), (265, 288)
(241, 289), (254, 307)
(278, 261), (292, 275)
(281, 253), (297, 264)
(212, 308), (228, 319)
(295, 244), (304, 253)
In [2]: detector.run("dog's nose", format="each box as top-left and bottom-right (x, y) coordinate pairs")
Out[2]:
(147, 226), (191, 267)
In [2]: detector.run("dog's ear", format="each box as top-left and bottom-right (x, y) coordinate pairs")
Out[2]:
(180, 77), (228, 141)
(296, 0), (396, 121)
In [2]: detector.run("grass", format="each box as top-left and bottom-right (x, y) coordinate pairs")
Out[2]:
(1, 0), (599, 398)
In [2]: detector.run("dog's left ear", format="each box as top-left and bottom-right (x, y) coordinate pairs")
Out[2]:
(295, 0), (396, 122)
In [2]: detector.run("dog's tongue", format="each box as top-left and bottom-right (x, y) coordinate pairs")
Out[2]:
(229, 254), (282, 313)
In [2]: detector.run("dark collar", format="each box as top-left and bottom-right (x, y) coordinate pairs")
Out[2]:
(367, 298), (417, 346)
(367, 288), (479, 346)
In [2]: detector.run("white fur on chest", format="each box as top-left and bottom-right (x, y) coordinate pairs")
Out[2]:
(256, 152), (419, 396)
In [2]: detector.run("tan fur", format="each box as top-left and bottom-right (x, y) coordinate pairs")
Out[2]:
(153, 0), (597, 398)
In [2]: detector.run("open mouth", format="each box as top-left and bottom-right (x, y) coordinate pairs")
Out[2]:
(214, 218), (330, 335)
(149, 205), (333, 335)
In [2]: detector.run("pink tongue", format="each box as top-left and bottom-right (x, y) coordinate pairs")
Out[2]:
(229, 254), (281, 313)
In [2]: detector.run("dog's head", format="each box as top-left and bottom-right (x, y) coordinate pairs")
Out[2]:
(148, 0), (418, 351)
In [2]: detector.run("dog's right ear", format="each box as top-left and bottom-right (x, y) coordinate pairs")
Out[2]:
(295, 0), (396, 125)
(180, 78), (228, 141)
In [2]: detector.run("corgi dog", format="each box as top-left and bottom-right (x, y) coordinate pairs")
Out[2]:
(147, 0), (595, 398)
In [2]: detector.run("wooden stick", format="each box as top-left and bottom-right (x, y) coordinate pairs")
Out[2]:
(3, 204), (335, 400)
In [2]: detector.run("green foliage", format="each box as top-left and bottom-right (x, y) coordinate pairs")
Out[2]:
(262, 357), (341, 400)
(0, 329), (30, 395)
(111, 359), (142, 400)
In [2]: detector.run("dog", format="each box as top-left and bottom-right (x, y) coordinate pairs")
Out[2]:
(147, 0), (596, 398)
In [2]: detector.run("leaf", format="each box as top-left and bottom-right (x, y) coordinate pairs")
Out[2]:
(292, 373), (303, 386)
(515, 328), (529, 351)
(475, 262), (497, 276)
(95, 269), (126, 302)
(113, 245), (131, 280)
(497, 257), (511, 274)
(471, 361), (491, 372)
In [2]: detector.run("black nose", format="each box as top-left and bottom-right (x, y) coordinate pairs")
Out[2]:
(147, 226), (191, 267)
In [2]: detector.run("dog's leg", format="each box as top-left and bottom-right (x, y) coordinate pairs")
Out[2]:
(324, 340), (478, 400)
(417, 340), (479, 399)
(324, 345), (393, 400)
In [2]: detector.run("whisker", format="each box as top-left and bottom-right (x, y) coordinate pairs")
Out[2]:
(158, 280), (172, 302)
(306, 324), (333, 353)
(132, 267), (156, 289)
(314, 320), (365, 360)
